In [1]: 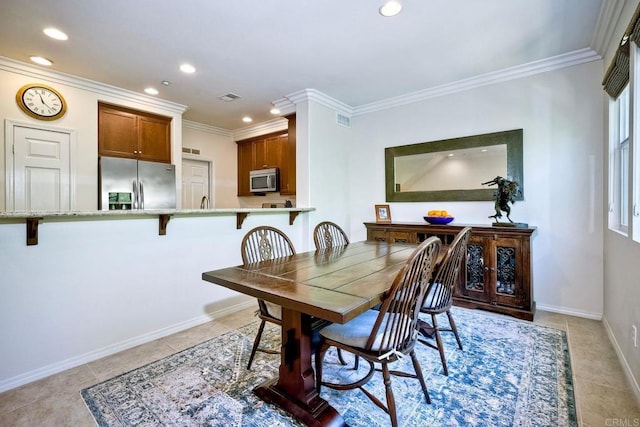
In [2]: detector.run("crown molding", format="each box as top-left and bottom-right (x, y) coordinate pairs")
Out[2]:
(353, 48), (602, 116)
(273, 88), (354, 118)
(0, 56), (188, 114)
(271, 97), (297, 116)
(270, 49), (602, 121)
(183, 120), (232, 137)
(591, 0), (626, 56)
(232, 117), (289, 141)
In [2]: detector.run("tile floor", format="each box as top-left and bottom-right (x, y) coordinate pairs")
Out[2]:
(0, 307), (638, 426)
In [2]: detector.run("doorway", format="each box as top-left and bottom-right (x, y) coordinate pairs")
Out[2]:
(5, 120), (76, 211)
(182, 157), (212, 209)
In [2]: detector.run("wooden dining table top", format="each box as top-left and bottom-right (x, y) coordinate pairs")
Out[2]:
(202, 241), (419, 324)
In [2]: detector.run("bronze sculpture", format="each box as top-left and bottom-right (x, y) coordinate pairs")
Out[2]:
(482, 176), (521, 224)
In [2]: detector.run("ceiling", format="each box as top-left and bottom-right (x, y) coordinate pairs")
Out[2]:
(1, 0), (606, 131)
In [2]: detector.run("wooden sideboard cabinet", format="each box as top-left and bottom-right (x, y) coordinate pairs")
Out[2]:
(364, 222), (536, 320)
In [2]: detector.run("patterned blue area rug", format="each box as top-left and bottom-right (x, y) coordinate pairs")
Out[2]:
(81, 307), (576, 426)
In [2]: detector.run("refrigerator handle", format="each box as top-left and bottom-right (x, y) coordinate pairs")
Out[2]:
(139, 181), (144, 210)
(131, 180), (138, 209)
(132, 179), (140, 209)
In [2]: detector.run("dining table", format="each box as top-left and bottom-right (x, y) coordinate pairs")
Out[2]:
(201, 240), (421, 427)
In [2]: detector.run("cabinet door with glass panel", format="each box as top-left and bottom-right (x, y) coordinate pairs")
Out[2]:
(463, 235), (529, 309)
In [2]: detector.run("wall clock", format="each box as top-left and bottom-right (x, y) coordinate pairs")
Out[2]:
(16, 83), (67, 121)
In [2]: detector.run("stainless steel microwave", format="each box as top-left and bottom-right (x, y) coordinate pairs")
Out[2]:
(250, 168), (279, 192)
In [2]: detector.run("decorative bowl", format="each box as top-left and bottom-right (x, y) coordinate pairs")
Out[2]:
(424, 216), (454, 225)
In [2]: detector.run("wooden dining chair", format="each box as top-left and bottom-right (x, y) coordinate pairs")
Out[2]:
(313, 221), (350, 250)
(241, 225), (296, 369)
(315, 237), (442, 427)
(418, 226), (471, 376)
(313, 221), (353, 367)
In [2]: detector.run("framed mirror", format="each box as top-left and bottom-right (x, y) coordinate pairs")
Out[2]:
(385, 129), (523, 202)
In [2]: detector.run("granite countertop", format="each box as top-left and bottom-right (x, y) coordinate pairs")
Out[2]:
(0, 207), (315, 220)
(2, 207), (316, 245)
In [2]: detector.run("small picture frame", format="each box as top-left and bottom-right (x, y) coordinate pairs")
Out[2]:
(375, 204), (391, 223)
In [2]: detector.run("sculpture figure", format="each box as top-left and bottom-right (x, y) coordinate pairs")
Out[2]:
(482, 176), (520, 224)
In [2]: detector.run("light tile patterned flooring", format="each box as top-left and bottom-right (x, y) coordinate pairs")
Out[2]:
(0, 307), (638, 426)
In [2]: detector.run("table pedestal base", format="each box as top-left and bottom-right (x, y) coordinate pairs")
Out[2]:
(255, 378), (347, 427)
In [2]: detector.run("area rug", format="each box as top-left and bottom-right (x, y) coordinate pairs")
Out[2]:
(81, 307), (577, 426)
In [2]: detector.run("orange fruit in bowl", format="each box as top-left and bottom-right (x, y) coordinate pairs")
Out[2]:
(427, 210), (453, 218)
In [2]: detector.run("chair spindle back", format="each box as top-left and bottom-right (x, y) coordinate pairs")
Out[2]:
(241, 226), (296, 264)
(313, 221), (350, 250)
(366, 236), (441, 357)
(422, 227), (471, 312)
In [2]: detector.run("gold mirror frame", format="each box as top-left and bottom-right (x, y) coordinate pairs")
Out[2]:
(385, 129), (524, 202)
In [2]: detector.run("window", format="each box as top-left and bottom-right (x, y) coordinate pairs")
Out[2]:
(610, 85), (630, 234)
(633, 42), (640, 243)
(620, 86), (630, 230)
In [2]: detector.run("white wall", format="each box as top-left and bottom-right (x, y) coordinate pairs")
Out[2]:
(182, 122), (238, 208)
(0, 212), (310, 391)
(304, 101), (352, 235)
(602, 0), (640, 401)
(348, 61), (605, 319)
(0, 58), (185, 212)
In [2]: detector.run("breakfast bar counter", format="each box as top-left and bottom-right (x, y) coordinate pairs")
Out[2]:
(0, 207), (315, 245)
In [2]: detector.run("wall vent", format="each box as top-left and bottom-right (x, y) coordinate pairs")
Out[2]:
(336, 113), (351, 128)
(182, 147), (201, 155)
(218, 93), (241, 102)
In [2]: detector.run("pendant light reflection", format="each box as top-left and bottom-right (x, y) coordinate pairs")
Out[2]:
(380, 1), (402, 17)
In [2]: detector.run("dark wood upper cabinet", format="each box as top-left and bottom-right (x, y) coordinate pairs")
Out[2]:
(98, 102), (171, 163)
(236, 120), (295, 196)
(280, 114), (296, 196)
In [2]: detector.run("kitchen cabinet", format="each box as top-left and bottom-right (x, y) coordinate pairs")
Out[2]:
(364, 222), (536, 320)
(237, 129), (294, 196)
(280, 114), (296, 195)
(98, 102), (171, 163)
(237, 141), (254, 197)
(254, 134), (284, 170)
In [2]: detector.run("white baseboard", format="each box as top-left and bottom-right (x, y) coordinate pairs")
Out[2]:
(0, 297), (256, 393)
(602, 315), (640, 405)
(535, 303), (602, 320)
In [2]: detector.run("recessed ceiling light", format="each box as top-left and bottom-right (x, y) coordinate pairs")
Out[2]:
(270, 108), (280, 115)
(161, 80), (171, 86)
(447, 153), (454, 157)
(379, 1), (402, 17)
(144, 87), (159, 95)
(242, 116), (253, 123)
(30, 56), (52, 66)
(180, 63), (196, 74)
(43, 27), (68, 40)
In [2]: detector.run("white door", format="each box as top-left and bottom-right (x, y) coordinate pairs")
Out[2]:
(182, 158), (211, 209)
(9, 125), (72, 211)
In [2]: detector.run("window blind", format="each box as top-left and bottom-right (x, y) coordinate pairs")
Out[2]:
(603, 4), (640, 98)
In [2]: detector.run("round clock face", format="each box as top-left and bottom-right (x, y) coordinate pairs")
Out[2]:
(16, 84), (67, 120)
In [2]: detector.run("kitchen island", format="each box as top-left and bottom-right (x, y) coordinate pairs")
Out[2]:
(0, 206), (315, 393)
(0, 207), (314, 245)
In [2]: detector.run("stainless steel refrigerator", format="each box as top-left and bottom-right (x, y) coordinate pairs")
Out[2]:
(99, 157), (176, 210)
